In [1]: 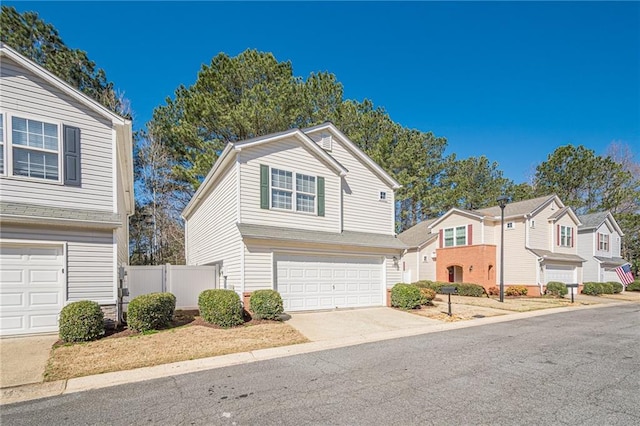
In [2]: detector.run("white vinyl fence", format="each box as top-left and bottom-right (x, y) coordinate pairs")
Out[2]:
(123, 264), (219, 310)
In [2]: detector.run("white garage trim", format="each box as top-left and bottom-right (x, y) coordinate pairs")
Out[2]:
(0, 239), (66, 336)
(275, 253), (385, 312)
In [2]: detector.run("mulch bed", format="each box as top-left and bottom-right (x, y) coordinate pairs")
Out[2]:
(54, 309), (274, 346)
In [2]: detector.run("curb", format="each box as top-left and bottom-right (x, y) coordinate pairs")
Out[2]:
(1, 300), (631, 405)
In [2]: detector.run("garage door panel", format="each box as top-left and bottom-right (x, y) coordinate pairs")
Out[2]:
(1, 244), (64, 336)
(277, 255), (384, 311)
(545, 265), (577, 284)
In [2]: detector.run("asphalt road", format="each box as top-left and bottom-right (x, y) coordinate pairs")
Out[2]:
(3, 304), (639, 425)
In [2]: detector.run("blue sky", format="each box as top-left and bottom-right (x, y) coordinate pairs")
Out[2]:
(8, 1), (640, 183)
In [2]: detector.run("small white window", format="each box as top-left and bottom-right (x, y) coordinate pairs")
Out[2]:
(530, 220), (535, 228)
(506, 222), (514, 230)
(379, 191), (387, 201)
(11, 116), (59, 181)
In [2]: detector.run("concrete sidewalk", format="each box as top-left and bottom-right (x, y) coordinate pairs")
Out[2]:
(1, 301), (631, 406)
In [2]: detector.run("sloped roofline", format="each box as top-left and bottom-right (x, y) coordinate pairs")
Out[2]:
(182, 128), (349, 219)
(547, 206), (582, 226)
(427, 208), (485, 229)
(0, 43), (129, 126)
(578, 211), (624, 236)
(302, 122), (402, 189)
(529, 194), (564, 217)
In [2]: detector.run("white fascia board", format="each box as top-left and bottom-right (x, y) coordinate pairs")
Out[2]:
(235, 128), (348, 176)
(303, 123), (401, 189)
(182, 143), (235, 219)
(0, 43), (128, 126)
(428, 208), (485, 229)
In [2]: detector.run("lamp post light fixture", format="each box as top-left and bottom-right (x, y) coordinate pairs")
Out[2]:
(497, 195), (510, 302)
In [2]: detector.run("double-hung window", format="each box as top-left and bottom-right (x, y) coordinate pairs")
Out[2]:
(271, 168), (293, 210)
(270, 167), (316, 213)
(559, 225), (573, 247)
(598, 233), (609, 251)
(0, 114), (61, 181)
(295, 173), (316, 213)
(444, 225), (467, 247)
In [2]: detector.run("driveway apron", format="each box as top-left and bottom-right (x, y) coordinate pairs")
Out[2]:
(285, 307), (441, 341)
(0, 335), (58, 388)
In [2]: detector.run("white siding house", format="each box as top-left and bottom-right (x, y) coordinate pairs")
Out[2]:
(183, 123), (405, 311)
(577, 212), (627, 283)
(0, 44), (134, 336)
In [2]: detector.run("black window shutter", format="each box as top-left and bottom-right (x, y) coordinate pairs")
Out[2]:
(260, 164), (269, 209)
(63, 125), (81, 186)
(317, 176), (325, 217)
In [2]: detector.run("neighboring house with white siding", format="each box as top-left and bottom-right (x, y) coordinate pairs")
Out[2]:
(0, 44), (134, 336)
(182, 122), (405, 311)
(399, 195), (585, 296)
(577, 211), (626, 283)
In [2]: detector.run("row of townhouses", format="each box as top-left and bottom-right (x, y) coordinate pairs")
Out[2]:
(0, 44), (631, 337)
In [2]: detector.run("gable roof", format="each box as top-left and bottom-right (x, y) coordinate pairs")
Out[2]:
(0, 43), (129, 126)
(578, 211), (624, 235)
(397, 218), (438, 248)
(475, 194), (561, 218)
(302, 122), (401, 189)
(182, 128), (349, 219)
(427, 208), (485, 229)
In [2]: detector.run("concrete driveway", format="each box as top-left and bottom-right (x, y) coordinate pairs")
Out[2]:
(0, 334), (58, 388)
(285, 307), (441, 341)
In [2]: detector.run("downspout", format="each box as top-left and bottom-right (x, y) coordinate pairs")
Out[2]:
(525, 214), (543, 295)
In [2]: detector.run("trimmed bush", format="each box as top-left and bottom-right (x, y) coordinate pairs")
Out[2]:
(250, 290), (284, 320)
(456, 283), (486, 297)
(599, 282), (614, 294)
(487, 286), (500, 296)
(413, 280), (443, 293)
(59, 300), (105, 343)
(127, 292), (176, 332)
(545, 281), (568, 297)
(627, 281), (640, 291)
(417, 287), (436, 303)
(199, 289), (244, 327)
(391, 284), (424, 310)
(608, 282), (623, 294)
(505, 285), (528, 296)
(582, 282), (603, 295)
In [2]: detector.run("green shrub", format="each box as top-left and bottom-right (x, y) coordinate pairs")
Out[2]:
(198, 289), (244, 327)
(391, 284), (424, 310)
(417, 287), (436, 303)
(127, 292), (176, 332)
(627, 281), (640, 292)
(505, 285), (528, 296)
(582, 282), (603, 295)
(608, 282), (623, 294)
(599, 282), (614, 294)
(545, 282), (568, 297)
(413, 280), (443, 293)
(456, 283), (486, 297)
(59, 300), (105, 343)
(250, 290), (284, 320)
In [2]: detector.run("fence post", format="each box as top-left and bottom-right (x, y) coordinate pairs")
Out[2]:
(164, 263), (171, 293)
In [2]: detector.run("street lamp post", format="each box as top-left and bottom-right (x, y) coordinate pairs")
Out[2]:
(497, 196), (509, 303)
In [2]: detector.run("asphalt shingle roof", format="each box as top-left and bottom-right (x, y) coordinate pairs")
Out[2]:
(475, 194), (557, 217)
(528, 248), (586, 263)
(237, 223), (407, 250)
(397, 218), (438, 247)
(0, 201), (122, 225)
(577, 212), (610, 230)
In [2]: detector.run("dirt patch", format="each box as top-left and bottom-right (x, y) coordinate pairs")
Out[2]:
(446, 295), (587, 312)
(45, 316), (307, 381)
(599, 292), (640, 302)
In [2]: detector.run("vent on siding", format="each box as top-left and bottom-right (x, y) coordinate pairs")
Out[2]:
(319, 134), (332, 151)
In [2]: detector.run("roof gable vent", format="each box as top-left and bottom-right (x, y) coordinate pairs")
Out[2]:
(319, 134), (332, 151)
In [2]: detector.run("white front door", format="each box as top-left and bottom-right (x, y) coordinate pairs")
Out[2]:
(0, 244), (64, 336)
(276, 254), (384, 311)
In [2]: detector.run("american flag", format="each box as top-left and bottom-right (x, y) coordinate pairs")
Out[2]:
(615, 263), (635, 286)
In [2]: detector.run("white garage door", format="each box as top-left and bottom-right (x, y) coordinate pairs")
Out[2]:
(276, 255), (384, 311)
(0, 245), (64, 336)
(545, 265), (577, 284)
